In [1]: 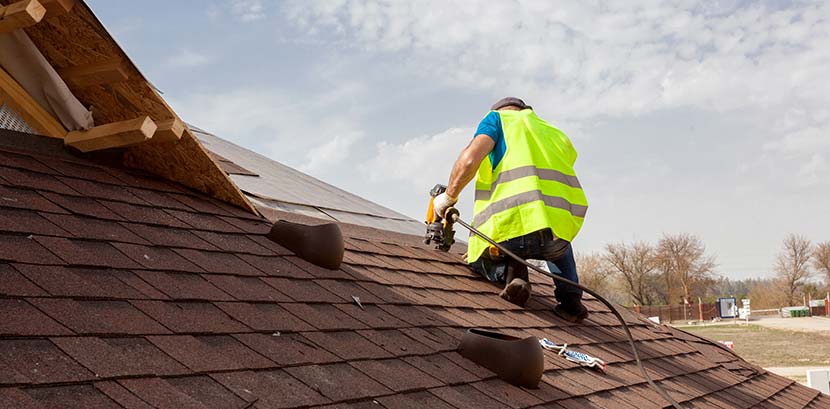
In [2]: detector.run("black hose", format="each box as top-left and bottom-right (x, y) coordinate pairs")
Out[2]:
(449, 212), (684, 409)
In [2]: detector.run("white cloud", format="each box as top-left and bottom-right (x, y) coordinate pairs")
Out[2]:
(231, 0), (266, 22)
(281, 1), (830, 120)
(164, 49), (212, 68)
(358, 127), (475, 218)
(168, 82), (370, 176)
(301, 131), (363, 174)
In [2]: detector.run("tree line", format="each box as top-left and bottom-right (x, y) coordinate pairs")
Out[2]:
(575, 233), (830, 309)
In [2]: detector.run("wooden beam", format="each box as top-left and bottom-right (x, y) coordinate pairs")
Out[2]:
(65, 116), (157, 153)
(152, 118), (185, 144)
(40, 0), (74, 17)
(0, 66), (67, 138)
(58, 59), (130, 88)
(0, 0), (46, 33)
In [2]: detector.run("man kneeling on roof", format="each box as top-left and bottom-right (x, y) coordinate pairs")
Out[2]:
(433, 97), (589, 323)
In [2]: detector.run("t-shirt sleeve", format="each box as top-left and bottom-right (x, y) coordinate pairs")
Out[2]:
(474, 111), (502, 143)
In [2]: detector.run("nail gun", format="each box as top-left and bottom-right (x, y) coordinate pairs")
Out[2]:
(423, 184), (458, 252)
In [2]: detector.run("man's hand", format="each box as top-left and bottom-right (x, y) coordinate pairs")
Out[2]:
(433, 192), (457, 219)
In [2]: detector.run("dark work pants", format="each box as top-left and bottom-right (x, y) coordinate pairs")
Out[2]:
(469, 229), (582, 301)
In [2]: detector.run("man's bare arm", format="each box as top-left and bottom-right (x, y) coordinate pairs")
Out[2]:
(447, 134), (495, 198)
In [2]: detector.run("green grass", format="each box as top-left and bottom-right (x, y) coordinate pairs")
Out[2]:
(679, 324), (830, 367)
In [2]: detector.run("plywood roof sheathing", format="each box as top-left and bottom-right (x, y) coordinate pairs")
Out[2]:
(58, 58), (129, 88)
(0, 0), (46, 33)
(64, 115), (156, 152)
(0, 65), (67, 138)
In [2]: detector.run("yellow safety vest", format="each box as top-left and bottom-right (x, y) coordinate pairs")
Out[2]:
(467, 109), (588, 263)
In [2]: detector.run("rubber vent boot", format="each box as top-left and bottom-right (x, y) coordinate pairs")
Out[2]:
(458, 328), (543, 388)
(266, 220), (344, 270)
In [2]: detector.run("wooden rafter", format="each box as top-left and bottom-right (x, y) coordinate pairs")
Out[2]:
(64, 116), (156, 152)
(58, 58), (129, 88)
(39, 0), (74, 17)
(152, 118), (185, 144)
(0, 0), (46, 33)
(0, 66), (67, 138)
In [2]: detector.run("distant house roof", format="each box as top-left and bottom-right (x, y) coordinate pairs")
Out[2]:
(0, 129), (827, 408)
(192, 126), (425, 236)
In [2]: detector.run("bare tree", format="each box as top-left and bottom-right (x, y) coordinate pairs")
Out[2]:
(604, 241), (658, 306)
(774, 234), (813, 306)
(655, 233), (718, 305)
(813, 242), (830, 291)
(575, 252), (612, 296)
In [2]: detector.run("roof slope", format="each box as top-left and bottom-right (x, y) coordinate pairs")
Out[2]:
(0, 130), (827, 408)
(192, 126), (424, 236)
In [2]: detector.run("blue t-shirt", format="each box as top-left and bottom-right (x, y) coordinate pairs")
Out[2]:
(475, 111), (506, 169)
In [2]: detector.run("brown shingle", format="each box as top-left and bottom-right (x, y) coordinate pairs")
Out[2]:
(262, 278), (342, 303)
(0, 299), (71, 336)
(131, 301), (248, 333)
(303, 331), (391, 361)
(0, 264), (46, 297)
(0, 167), (79, 195)
(119, 223), (216, 250)
(57, 177), (145, 204)
(40, 213), (147, 244)
(215, 302), (312, 332)
(99, 201), (190, 228)
(238, 254), (311, 277)
(31, 299), (170, 335)
(134, 271), (232, 301)
(283, 303), (368, 331)
(24, 384), (122, 409)
(165, 209), (242, 233)
(0, 208), (67, 236)
(34, 237), (140, 268)
(286, 363), (391, 402)
(234, 333), (339, 366)
(164, 376), (248, 409)
(403, 353), (480, 385)
(212, 370), (330, 408)
(351, 358), (443, 392)
(94, 381), (158, 409)
(147, 335), (273, 372)
(117, 378), (209, 409)
(13, 264), (121, 298)
(358, 329), (435, 356)
(428, 385), (508, 409)
(0, 339), (93, 384)
(51, 337), (188, 378)
(191, 230), (272, 255)
(0, 234), (61, 264)
(202, 274), (290, 302)
(112, 243), (203, 272)
(38, 191), (121, 219)
(173, 249), (260, 275)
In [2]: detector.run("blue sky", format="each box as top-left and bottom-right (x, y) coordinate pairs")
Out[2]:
(88, 0), (830, 280)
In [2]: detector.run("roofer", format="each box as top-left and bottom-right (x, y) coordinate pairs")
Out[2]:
(433, 97), (589, 322)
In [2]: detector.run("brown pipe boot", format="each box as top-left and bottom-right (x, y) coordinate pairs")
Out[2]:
(499, 261), (531, 307)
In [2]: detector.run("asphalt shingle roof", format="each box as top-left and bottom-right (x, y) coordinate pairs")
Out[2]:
(0, 129), (827, 408)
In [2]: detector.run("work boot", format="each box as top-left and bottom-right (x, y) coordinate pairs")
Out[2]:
(553, 294), (589, 323)
(500, 278), (532, 307)
(499, 261), (531, 307)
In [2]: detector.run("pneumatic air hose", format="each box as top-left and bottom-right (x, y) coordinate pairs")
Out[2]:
(446, 209), (685, 409)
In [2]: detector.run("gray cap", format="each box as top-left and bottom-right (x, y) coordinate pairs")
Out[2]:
(491, 97), (532, 111)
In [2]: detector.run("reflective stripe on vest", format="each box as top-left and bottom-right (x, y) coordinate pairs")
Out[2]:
(467, 109), (588, 264)
(472, 190), (588, 227)
(474, 165), (582, 201)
